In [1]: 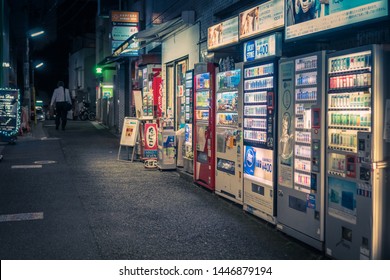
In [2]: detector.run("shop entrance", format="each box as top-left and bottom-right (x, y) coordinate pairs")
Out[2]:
(166, 57), (188, 131)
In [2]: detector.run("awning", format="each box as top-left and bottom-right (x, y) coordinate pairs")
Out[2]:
(135, 17), (184, 42)
(98, 12), (194, 66)
(112, 16), (188, 57)
(97, 55), (122, 66)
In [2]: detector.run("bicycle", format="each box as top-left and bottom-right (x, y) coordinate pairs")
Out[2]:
(78, 102), (96, 121)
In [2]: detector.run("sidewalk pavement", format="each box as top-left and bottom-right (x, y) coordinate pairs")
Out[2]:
(1, 121), (46, 161)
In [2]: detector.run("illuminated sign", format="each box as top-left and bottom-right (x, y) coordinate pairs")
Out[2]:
(239, 0), (284, 40)
(143, 123), (158, 158)
(111, 11), (139, 23)
(285, 0), (389, 41)
(207, 17), (239, 50)
(102, 85), (113, 99)
(0, 88), (20, 137)
(244, 146), (274, 186)
(244, 33), (282, 62)
(111, 11), (139, 56)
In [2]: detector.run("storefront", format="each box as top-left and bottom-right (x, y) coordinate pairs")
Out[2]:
(159, 17), (198, 168)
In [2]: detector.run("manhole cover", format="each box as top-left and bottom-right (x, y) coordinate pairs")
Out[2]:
(34, 160), (57, 164)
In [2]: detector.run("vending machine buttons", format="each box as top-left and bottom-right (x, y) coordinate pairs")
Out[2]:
(312, 140), (321, 172)
(359, 166), (371, 181)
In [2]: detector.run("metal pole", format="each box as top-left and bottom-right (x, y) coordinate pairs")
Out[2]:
(32, 67), (37, 125)
(24, 37), (30, 125)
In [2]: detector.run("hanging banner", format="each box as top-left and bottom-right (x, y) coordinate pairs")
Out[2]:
(239, 0), (284, 40)
(0, 88), (20, 137)
(208, 17), (239, 50)
(143, 123), (158, 158)
(153, 76), (163, 118)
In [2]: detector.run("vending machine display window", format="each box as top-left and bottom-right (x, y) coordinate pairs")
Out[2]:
(215, 67), (243, 203)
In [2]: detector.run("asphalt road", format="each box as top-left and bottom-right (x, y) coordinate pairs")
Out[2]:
(0, 120), (325, 260)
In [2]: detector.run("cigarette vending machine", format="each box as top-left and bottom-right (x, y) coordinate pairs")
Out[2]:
(325, 45), (390, 260)
(277, 51), (326, 250)
(242, 60), (278, 222)
(194, 63), (216, 190)
(215, 64), (243, 203)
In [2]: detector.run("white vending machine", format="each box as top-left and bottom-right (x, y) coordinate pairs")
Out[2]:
(277, 51), (327, 250)
(215, 65), (243, 203)
(325, 45), (390, 260)
(242, 60), (278, 223)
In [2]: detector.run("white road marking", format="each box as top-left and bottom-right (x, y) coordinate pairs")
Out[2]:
(91, 121), (104, 130)
(11, 165), (42, 169)
(40, 137), (60, 141)
(33, 160), (57, 164)
(0, 212), (44, 222)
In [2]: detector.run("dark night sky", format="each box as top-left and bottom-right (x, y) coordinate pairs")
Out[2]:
(10, 0), (97, 100)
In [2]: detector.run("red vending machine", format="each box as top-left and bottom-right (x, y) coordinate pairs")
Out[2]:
(193, 63), (217, 190)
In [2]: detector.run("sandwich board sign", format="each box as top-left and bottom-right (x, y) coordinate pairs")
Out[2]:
(118, 117), (139, 161)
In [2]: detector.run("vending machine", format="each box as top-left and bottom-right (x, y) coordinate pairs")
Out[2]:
(194, 63), (216, 190)
(277, 51), (326, 250)
(242, 61), (278, 222)
(215, 64), (243, 203)
(325, 45), (390, 260)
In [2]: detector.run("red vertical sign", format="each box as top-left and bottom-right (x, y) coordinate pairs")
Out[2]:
(153, 76), (162, 118)
(143, 123), (158, 158)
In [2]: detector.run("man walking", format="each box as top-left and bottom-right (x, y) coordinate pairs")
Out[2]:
(50, 81), (72, 130)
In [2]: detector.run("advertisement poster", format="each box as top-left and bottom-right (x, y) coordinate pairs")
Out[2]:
(285, 0), (388, 40)
(244, 146), (274, 187)
(196, 73), (210, 90)
(239, 0), (284, 40)
(328, 177), (357, 224)
(278, 60), (294, 188)
(120, 117), (139, 147)
(143, 123), (158, 158)
(196, 89), (209, 109)
(0, 88), (19, 136)
(102, 86), (113, 99)
(244, 34), (282, 62)
(208, 17), (239, 50)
